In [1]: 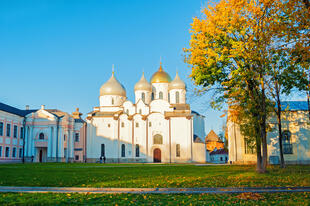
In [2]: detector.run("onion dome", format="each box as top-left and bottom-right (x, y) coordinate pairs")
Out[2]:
(169, 71), (186, 90)
(134, 72), (152, 91)
(100, 72), (126, 96)
(150, 63), (172, 83)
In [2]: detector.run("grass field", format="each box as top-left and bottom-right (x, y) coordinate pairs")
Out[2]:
(0, 163), (309, 188)
(0, 192), (309, 205)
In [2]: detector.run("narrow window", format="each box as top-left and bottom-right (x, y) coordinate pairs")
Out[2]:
(111, 98), (114, 105)
(176, 144), (180, 157)
(136, 122), (139, 127)
(0, 122), (3, 136)
(283, 130), (293, 154)
(142, 92), (145, 103)
(159, 91), (163, 99)
(136, 144), (140, 157)
(39, 133), (45, 140)
(151, 93), (154, 100)
(176, 91), (180, 104)
(6, 124), (11, 137)
(139, 109), (142, 114)
(5, 147), (10, 157)
(12, 147), (16, 157)
(101, 144), (105, 157)
(126, 109), (129, 115)
(121, 122), (125, 128)
(75, 133), (80, 142)
(19, 148), (23, 158)
(63, 134), (66, 141)
(0, 146), (2, 157)
(75, 155), (79, 161)
(13, 125), (18, 138)
(108, 124), (111, 128)
(121, 144), (125, 157)
(20, 127), (24, 139)
(168, 93), (170, 103)
(149, 122), (152, 127)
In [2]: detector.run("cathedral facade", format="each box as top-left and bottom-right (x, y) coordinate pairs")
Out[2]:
(86, 64), (206, 163)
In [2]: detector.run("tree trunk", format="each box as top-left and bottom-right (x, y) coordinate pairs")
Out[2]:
(275, 83), (285, 168)
(255, 122), (263, 173)
(260, 80), (268, 173)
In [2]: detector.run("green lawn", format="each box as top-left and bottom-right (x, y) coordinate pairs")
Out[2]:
(0, 192), (310, 205)
(0, 163), (309, 188)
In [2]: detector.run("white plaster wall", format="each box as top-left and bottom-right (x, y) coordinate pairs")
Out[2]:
(150, 100), (173, 115)
(135, 90), (152, 105)
(152, 83), (169, 101)
(169, 89), (186, 104)
(193, 143), (206, 163)
(100, 95), (126, 107)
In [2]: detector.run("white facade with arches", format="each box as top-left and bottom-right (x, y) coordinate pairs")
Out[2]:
(86, 64), (206, 163)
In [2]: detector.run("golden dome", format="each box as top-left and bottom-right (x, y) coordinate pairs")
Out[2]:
(169, 71), (186, 90)
(134, 72), (152, 91)
(150, 63), (172, 83)
(100, 72), (126, 96)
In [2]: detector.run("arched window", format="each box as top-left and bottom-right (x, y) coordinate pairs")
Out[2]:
(141, 93), (145, 103)
(136, 144), (140, 157)
(176, 91), (180, 104)
(168, 93), (170, 103)
(64, 134), (66, 141)
(151, 92), (154, 100)
(126, 109), (129, 114)
(153, 134), (163, 144)
(39, 133), (44, 140)
(121, 122), (125, 128)
(283, 130), (293, 154)
(139, 109), (142, 114)
(121, 144), (125, 157)
(176, 144), (180, 157)
(159, 92), (163, 100)
(111, 98), (114, 105)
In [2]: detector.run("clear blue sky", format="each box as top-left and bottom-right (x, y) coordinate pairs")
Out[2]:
(0, 0), (225, 135)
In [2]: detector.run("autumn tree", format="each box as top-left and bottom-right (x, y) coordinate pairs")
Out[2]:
(185, 0), (309, 173)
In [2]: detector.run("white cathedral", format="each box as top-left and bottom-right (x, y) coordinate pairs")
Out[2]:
(86, 63), (206, 163)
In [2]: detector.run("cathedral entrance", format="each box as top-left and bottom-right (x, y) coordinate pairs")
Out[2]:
(36, 147), (47, 163)
(153, 148), (161, 163)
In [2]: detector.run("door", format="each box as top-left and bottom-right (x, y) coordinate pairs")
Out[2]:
(39, 149), (43, 163)
(153, 148), (161, 163)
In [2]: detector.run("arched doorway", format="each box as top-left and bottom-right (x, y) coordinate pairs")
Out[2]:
(153, 148), (161, 163)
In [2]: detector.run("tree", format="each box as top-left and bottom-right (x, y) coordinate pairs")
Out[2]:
(185, 0), (309, 173)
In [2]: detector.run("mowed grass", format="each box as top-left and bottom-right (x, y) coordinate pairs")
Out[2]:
(0, 163), (309, 188)
(0, 192), (310, 205)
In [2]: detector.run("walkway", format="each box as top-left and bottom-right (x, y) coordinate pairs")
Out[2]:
(0, 186), (309, 194)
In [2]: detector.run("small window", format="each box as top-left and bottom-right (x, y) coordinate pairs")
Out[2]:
(6, 124), (11, 137)
(176, 91), (180, 104)
(13, 125), (18, 138)
(121, 144), (125, 157)
(149, 122), (152, 127)
(0, 122), (3, 136)
(139, 109), (142, 114)
(136, 144), (140, 157)
(283, 130), (293, 154)
(20, 127), (24, 139)
(19, 148), (23, 158)
(136, 122), (139, 127)
(121, 122), (125, 128)
(142, 93), (145, 103)
(111, 97), (114, 105)
(0, 146), (2, 157)
(75, 133), (80, 142)
(151, 93), (154, 100)
(39, 133), (45, 140)
(5, 147), (10, 157)
(153, 134), (163, 144)
(220, 157), (223, 161)
(159, 91), (163, 99)
(126, 109), (129, 114)
(12, 147), (16, 157)
(75, 155), (79, 161)
(176, 144), (180, 157)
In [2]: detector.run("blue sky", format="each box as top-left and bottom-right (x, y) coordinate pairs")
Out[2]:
(0, 0), (225, 135)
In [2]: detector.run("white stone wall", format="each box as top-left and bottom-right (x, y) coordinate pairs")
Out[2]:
(169, 89), (186, 104)
(152, 83), (169, 101)
(135, 90), (152, 105)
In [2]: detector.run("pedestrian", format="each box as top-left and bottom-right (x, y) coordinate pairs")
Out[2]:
(31, 155), (34, 162)
(100, 156), (103, 163)
(103, 156), (106, 164)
